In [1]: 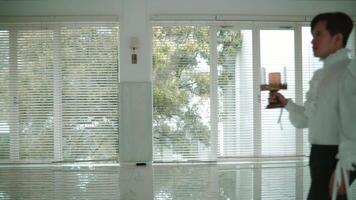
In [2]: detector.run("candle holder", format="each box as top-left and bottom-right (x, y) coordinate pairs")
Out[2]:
(260, 68), (288, 109)
(260, 83), (288, 109)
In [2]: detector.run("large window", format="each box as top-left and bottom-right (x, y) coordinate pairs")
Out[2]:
(0, 20), (119, 163)
(152, 22), (356, 162)
(151, 21), (356, 200)
(260, 28), (297, 157)
(152, 25), (212, 161)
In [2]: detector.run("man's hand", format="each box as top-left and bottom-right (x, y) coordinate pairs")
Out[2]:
(268, 92), (288, 107)
(329, 170), (350, 197)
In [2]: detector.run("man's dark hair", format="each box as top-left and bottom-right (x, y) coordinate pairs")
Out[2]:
(311, 12), (353, 47)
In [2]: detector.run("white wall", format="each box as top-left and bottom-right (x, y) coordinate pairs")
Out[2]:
(0, 0), (121, 16)
(1, 0), (356, 16)
(149, 0), (356, 16)
(0, 0), (355, 163)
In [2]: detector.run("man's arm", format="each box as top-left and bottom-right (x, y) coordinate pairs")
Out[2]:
(271, 92), (308, 128)
(338, 64), (356, 171)
(331, 64), (356, 197)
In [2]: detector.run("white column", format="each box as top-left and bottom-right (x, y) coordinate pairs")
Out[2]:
(119, 0), (153, 164)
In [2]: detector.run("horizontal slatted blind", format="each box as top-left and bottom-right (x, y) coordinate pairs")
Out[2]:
(0, 30), (10, 159)
(301, 26), (321, 157)
(152, 21), (356, 163)
(61, 24), (119, 161)
(152, 25), (212, 161)
(260, 29), (297, 157)
(217, 29), (254, 157)
(347, 26), (355, 57)
(0, 21), (119, 163)
(17, 28), (55, 159)
(152, 22), (311, 162)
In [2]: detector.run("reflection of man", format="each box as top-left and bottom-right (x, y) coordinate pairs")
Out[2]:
(270, 12), (356, 199)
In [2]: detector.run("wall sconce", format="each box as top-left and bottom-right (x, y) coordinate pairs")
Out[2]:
(130, 37), (139, 64)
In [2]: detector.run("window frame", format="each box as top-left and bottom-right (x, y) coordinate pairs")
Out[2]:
(152, 20), (342, 163)
(0, 18), (120, 164)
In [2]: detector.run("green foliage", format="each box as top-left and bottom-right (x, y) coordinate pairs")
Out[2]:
(217, 29), (243, 85)
(60, 26), (119, 160)
(216, 30), (243, 122)
(153, 26), (210, 159)
(153, 26), (243, 159)
(17, 30), (55, 159)
(0, 27), (119, 161)
(217, 29), (243, 61)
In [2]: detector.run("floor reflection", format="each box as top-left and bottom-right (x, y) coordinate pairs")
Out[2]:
(0, 161), (332, 200)
(120, 165), (153, 200)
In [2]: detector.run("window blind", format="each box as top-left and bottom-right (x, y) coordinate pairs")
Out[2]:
(0, 21), (119, 163)
(260, 29), (298, 157)
(152, 23), (309, 162)
(17, 28), (55, 160)
(217, 29), (254, 157)
(153, 22), (355, 162)
(347, 26), (355, 58)
(152, 25), (212, 161)
(301, 26), (322, 157)
(60, 24), (119, 161)
(0, 30), (10, 159)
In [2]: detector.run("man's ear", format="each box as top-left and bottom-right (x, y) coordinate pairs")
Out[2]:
(334, 33), (344, 47)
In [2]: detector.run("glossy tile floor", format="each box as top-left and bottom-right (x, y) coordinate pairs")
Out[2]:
(0, 161), (354, 200)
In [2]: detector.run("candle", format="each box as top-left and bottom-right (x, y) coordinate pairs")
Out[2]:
(282, 66), (287, 84)
(261, 67), (266, 84)
(269, 72), (281, 86)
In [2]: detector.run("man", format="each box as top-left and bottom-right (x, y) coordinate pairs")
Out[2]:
(270, 12), (355, 199)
